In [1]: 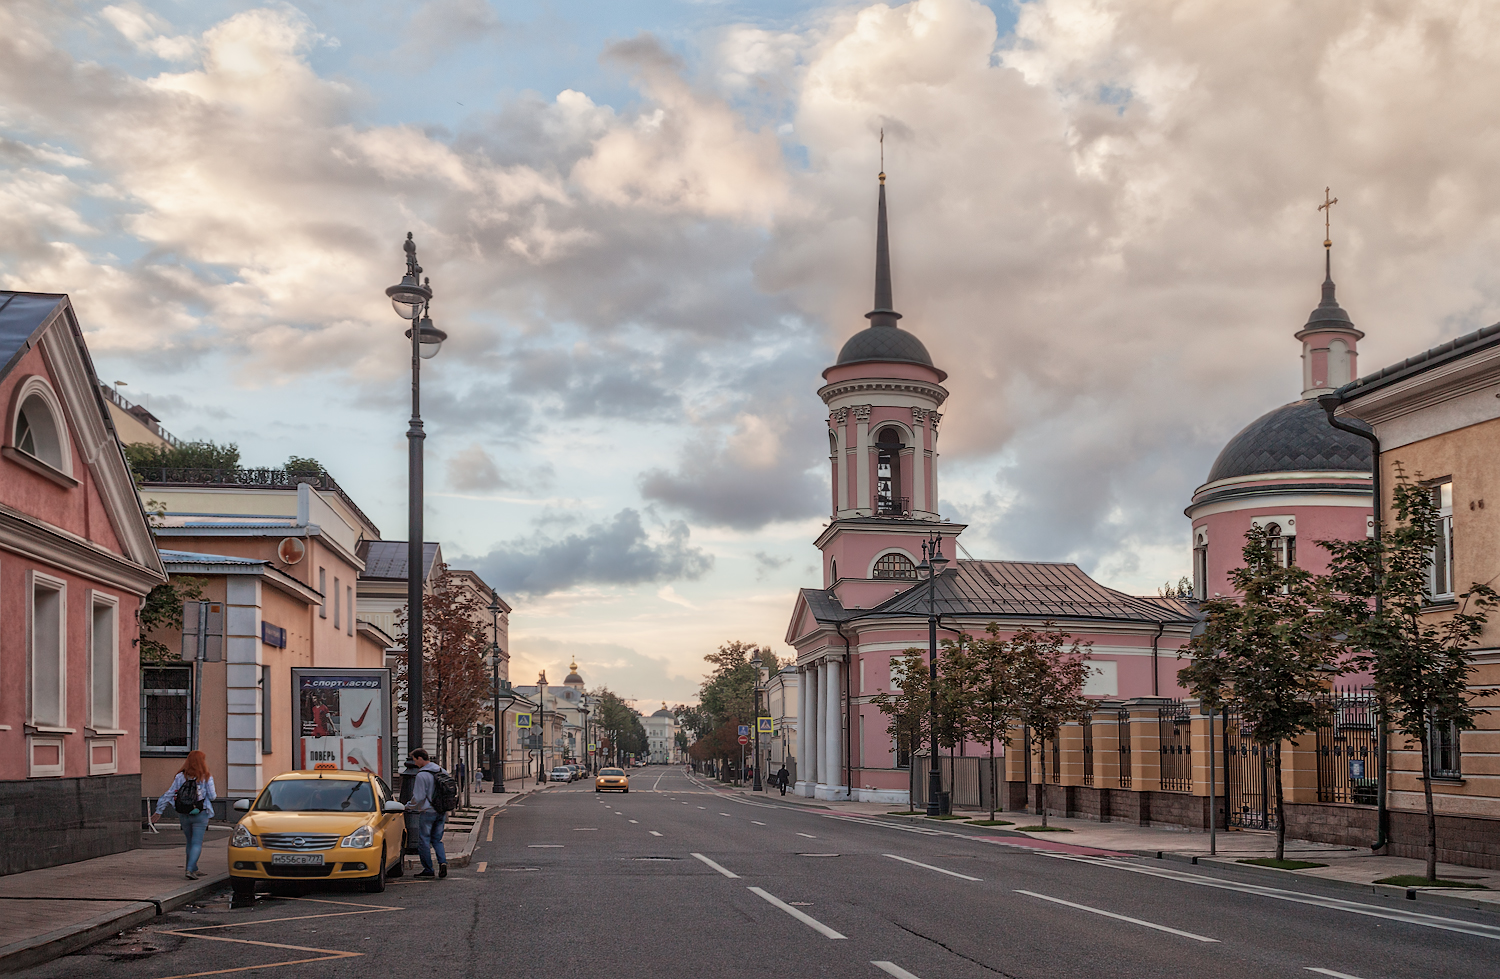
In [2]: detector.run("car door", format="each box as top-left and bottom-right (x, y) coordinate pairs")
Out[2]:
(373, 777), (399, 870)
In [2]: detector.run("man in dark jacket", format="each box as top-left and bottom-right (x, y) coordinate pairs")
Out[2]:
(776, 764), (790, 796)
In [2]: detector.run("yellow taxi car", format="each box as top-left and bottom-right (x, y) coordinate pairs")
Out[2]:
(595, 767), (629, 793)
(229, 770), (407, 900)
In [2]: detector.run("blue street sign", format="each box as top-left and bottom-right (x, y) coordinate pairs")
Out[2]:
(757, 717), (773, 734)
(738, 724), (749, 737)
(1349, 759), (1364, 779)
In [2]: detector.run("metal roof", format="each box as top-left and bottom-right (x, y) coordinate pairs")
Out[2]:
(358, 540), (440, 580)
(1335, 320), (1500, 402)
(1206, 399), (1372, 483)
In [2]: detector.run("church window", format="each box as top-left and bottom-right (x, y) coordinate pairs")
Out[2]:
(873, 552), (917, 580)
(1192, 530), (1208, 600)
(1264, 522), (1295, 568)
(875, 427), (905, 516)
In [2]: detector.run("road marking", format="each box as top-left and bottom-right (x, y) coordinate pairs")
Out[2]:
(476, 862), (487, 872)
(151, 896), (398, 979)
(748, 886), (846, 939)
(1015, 890), (1218, 942)
(650, 831), (663, 837)
(629, 819), (639, 824)
(528, 845), (564, 848)
(1306, 970), (1366, 979)
(797, 832), (817, 839)
(883, 853), (981, 881)
(485, 814), (496, 842)
(690, 853), (740, 878)
(752, 821), (766, 826)
(573, 828), (597, 831)
(872, 962), (922, 979)
(720, 812), (731, 817)
(1054, 855), (1500, 941)
(698, 806), (707, 809)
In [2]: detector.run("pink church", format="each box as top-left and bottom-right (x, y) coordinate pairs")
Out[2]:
(784, 177), (1197, 804)
(1186, 247), (1373, 600)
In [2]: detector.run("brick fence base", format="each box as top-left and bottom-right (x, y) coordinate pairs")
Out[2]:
(1285, 802), (1500, 870)
(0, 774), (141, 876)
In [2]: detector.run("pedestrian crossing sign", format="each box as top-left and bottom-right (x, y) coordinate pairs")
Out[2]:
(516, 713), (532, 729)
(738, 724), (749, 737)
(757, 717), (773, 734)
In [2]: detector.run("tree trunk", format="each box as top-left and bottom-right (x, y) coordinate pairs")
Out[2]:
(1274, 741), (1285, 862)
(1422, 728), (1438, 882)
(989, 746), (997, 822)
(1038, 739), (1049, 828)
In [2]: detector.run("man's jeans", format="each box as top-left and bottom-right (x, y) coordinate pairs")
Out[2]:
(179, 809), (212, 873)
(416, 811), (447, 874)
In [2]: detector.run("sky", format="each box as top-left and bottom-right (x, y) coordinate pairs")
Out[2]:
(5, 0), (1500, 706)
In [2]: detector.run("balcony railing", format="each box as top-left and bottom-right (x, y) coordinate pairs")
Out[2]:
(876, 496), (912, 518)
(136, 468), (377, 537)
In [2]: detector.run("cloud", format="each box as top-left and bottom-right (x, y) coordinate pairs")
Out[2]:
(471, 508), (714, 596)
(447, 442), (508, 493)
(389, 0), (503, 69)
(752, 550), (792, 581)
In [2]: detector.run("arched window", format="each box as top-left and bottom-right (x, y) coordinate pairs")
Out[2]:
(873, 551), (916, 580)
(1264, 522), (1295, 568)
(875, 426), (905, 516)
(10, 378), (70, 476)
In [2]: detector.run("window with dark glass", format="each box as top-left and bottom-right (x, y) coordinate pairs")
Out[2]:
(1192, 534), (1208, 600)
(1428, 717), (1461, 779)
(875, 427), (904, 515)
(1264, 522), (1295, 568)
(1429, 480), (1454, 600)
(142, 666), (192, 751)
(873, 552), (917, 579)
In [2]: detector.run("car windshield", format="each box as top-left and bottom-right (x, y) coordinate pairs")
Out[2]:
(600, 769), (625, 776)
(552, 767), (570, 773)
(255, 778), (374, 812)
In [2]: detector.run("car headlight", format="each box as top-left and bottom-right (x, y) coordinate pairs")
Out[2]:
(230, 824), (258, 848)
(341, 826), (375, 848)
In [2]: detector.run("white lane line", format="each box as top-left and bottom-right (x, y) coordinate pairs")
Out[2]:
(884, 853), (981, 881)
(1306, 970), (1366, 979)
(748, 886), (846, 940)
(650, 831), (663, 837)
(1053, 855), (1500, 941)
(797, 832), (817, 839)
(720, 812), (731, 817)
(698, 806), (707, 810)
(629, 819), (639, 824)
(528, 845), (564, 848)
(872, 963), (921, 979)
(691, 853), (741, 878)
(1015, 890), (1219, 943)
(752, 821), (766, 826)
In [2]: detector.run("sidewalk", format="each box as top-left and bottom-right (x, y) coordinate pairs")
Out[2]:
(707, 779), (1500, 913)
(0, 825), (231, 973)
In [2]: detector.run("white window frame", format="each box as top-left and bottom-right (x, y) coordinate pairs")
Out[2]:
(1250, 514), (1297, 568)
(9, 375), (74, 478)
(1428, 480), (1455, 601)
(1192, 526), (1208, 600)
(28, 735), (65, 778)
(869, 547), (918, 580)
(27, 570), (68, 731)
(88, 591), (123, 733)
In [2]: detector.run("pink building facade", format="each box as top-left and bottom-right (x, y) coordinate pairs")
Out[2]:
(0, 293), (166, 874)
(785, 179), (1197, 804)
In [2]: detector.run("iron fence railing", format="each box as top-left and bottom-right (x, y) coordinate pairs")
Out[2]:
(1225, 709), (1275, 829)
(1159, 701), (1192, 792)
(136, 467), (378, 536)
(1315, 690), (1380, 805)
(909, 756), (993, 810)
(1082, 715), (1094, 787)
(1117, 708), (1132, 788)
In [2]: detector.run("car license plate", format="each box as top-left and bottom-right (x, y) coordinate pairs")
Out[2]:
(270, 853), (324, 866)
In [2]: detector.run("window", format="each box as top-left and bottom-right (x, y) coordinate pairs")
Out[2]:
(1429, 480), (1454, 600)
(90, 594), (119, 730)
(347, 585), (354, 636)
(1192, 529), (1208, 600)
(894, 721), (912, 769)
(1428, 717), (1461, 779)
(28, 571), (66, 728)
(261, 665), (273, 754)
(142, 666), (192, 752)
(333, 576), (340, 628)
(1264, 522), (1296, 568)
(875, 427), (904, 515)
(319, 567), (327, 617)
(12, 382), (69, 473)
(873, 551), (917, 580)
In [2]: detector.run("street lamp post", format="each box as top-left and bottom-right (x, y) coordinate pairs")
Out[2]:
(385, 233), (446, 759)
(486, 595), (514, 794)
(920, 534), (949, 817)
(749, 656), (769, 791)
(536, 672), (548, 784)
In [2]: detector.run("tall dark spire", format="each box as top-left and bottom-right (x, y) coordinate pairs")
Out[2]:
(865, 172), (902, 329)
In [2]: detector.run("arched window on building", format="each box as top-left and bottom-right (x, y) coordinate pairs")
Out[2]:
(1192, 529), (1208, 600)
(872, 551), (916, 580)
(1264, 522), (1295, 568)
(12, 383), (69, 473)
(875, 426), (905, 516)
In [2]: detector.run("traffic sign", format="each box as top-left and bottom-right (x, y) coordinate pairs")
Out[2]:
(588, 743), (596, 751)
(738, 724), (749, 737)
(757, 717), (773, 734)
(516, 712), (532, 729)
(737, 734), (749, 745)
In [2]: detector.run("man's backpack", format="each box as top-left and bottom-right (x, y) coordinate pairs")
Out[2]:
(430, 769), (460, 813)
(173, 777), (201, 814)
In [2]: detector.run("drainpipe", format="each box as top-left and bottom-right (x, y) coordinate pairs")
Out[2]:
(1151, 622), (1164, 697)
(1319, 393), (1387, 853)
(836, 620), (853, 802)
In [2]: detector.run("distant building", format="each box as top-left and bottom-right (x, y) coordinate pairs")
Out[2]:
(764, 666), (798, 781)
(0, 292), (167, 874)
(643, 704), (678, 765)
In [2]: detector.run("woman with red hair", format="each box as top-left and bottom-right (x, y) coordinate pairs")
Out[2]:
(151, 750), (217, 879)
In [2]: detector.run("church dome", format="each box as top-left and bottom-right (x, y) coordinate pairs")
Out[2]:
(563, 660), (584, 686)
(835, 325), (934, 369)
(651, 707), (674, 718)
(1206, 399), (1372, 483)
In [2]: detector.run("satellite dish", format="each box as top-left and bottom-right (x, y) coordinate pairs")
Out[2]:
(277, 537), (306, 565)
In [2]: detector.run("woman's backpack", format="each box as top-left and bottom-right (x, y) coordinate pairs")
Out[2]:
(173, 777), (201, 814)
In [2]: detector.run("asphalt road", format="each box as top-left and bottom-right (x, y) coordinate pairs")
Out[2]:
(20, 767), (1500, 979)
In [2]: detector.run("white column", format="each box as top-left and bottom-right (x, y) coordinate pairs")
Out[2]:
(224, 576), (264, 799)
(854, 406), (872, 515)
(834, 411), (849, 516)
(929, 412), (942, 516)
(795, 667), (810, 793)
(910, 408), (927, 515)
(803, 664), (819, 795)
(822, 658), (843, 799)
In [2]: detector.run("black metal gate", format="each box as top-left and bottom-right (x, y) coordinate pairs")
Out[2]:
(1159, 702), (1192, 792)
(1082, 715), (1094, 787)
(1224, 710), (1275, 829)
(1117, 708), (1132, 788)
(1316, 691), (1379, 805)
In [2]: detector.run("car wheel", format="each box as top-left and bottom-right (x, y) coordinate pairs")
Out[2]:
(386, 843), (405, 877)
(623, 788), (629, 793)
(230, 876), (256, 903)
(364, 846), (387, 893)
(595, 788), (600, 793)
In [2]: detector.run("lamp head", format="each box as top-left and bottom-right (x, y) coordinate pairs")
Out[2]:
(406, 310), (446, 359)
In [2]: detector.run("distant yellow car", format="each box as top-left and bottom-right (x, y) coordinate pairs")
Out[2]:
(595, 767), (629, 793)
(228, 770), (407, 900)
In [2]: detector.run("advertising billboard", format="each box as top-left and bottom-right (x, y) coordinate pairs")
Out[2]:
(291, 668), (392, 787)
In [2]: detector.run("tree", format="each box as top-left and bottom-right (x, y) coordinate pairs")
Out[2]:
(138, 576), (206, 663)
(692, 640), (772, 779)
(285, 455), (326, 475)
(964, 625), (1024, 822)
(124, 440), (240, 478)
(592, 689), (641, 766)
(871, 650), (932, 813)
(1179, 525), (1345, 859)
(1322, 468), (1499, 881)
(393, 563), (491, 767)
(1011, 624), (1093, 828)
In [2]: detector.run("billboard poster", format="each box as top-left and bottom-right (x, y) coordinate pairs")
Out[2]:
(292, 669), (392, 787)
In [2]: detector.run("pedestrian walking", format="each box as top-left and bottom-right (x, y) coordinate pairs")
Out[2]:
(405, 748), (455, 879)
(150, 750), (217, 880)
(776, 764), (790, 796)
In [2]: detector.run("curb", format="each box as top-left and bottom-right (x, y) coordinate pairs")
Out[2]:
(1135, 850), (1500, 915)
(0, 874), (228, 975)
(445, 807), (497, 869)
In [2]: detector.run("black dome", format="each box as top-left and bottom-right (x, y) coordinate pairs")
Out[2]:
(1207, 399), (1372, 483)
(836, 324), (934, 368)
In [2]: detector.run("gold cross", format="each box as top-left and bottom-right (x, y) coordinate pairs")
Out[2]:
(1318, 186), (1338, 248)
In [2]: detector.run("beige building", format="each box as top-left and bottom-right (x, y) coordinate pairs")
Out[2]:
(765, 666), (799, 781)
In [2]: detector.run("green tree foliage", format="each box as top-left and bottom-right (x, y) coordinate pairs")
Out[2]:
(285, 455), (326, 475)
(137, 575), (206, 663)
(1010, 624), (1093, 828)
(1179, 525), (1345, 858)
(1321, 468), (1499, 880)
(124, 440), (240, 478)
(393, 563), (491, 766)
(963, 625), (1025, 821)
(592, 689), (646, 764)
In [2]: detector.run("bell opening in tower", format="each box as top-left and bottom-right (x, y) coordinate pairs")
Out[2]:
(875, 427), (906, 517)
